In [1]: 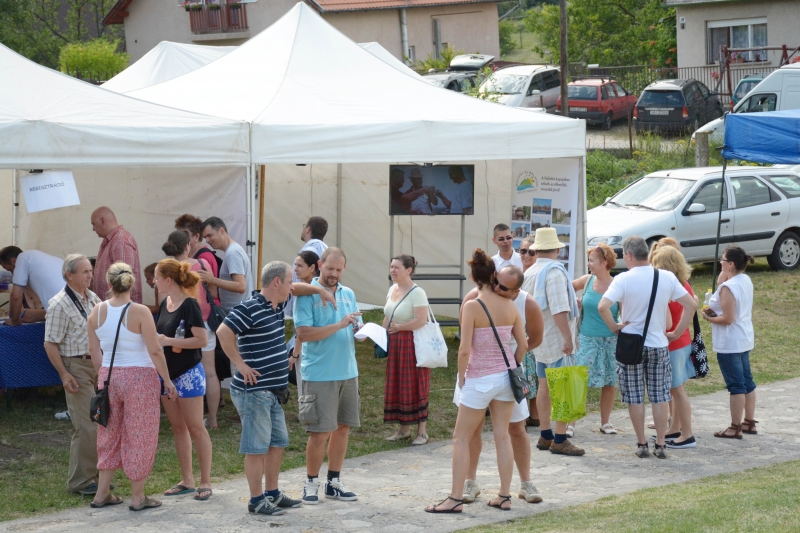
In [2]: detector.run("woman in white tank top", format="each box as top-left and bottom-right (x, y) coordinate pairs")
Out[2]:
(88, 262), (176, 511)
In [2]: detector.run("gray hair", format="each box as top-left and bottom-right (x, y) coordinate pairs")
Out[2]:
(622, 236), (649, 261)
(62, 254), (88, 281)
(261, 261), (290, 286)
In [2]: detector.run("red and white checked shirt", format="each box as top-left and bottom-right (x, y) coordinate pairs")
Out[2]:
(93, 225), (143, 303)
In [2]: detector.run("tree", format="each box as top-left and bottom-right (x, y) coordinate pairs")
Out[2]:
(524, 0), (676, 68)
(59, 38), (129, 81)
(498, 20), (517, 56)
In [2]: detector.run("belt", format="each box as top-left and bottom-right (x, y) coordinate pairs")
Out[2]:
(64, 354), (92, 360)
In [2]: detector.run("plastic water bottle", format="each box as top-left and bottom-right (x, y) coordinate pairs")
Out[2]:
(173, 319), (185, 353)
(702, 289), (713, 311)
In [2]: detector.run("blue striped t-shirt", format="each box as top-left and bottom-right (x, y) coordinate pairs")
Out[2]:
(223, 292), (289, 392)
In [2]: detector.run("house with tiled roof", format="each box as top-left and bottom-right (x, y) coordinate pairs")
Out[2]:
(104, 0), (501, 65)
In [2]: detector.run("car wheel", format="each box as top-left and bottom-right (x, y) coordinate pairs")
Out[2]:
(768, 231), (800, 271)
(714, 105), (724, 118)
(603, 113), (613, 130)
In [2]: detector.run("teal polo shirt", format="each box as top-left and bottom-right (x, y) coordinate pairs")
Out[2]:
(294, 278), (361, 382)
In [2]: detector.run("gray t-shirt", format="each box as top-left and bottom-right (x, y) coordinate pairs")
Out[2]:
(218, 241), (253, 312)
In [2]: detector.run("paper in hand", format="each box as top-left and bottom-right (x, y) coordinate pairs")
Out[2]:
(354, 322), (388, 351)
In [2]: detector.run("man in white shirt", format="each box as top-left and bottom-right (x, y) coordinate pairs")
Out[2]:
(598, 236), (697, 459)
(437, 166), (474, 215)
(491, 224), (523, 270)
(0, 246), (63, 325)
(299, 217), (329, 259)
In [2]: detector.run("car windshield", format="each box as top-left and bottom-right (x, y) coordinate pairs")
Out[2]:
(734, 79), (762, 100)
(638, 90), (684, 107)
(567, 85), (598, 99)
(762, 174), (800, 198)
(481, 72), (529, 95)
(609, 177), (695, 211)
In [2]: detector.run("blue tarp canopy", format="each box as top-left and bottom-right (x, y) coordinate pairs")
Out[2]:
(723, 110), (800, 163)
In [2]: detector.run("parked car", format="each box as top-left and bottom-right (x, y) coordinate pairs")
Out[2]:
(555, 77), (637, 129)
(587, 166), (800, 270)
(479, 64), (561, 112)
(732, 72), (767, 107)
(634, 79), (723, 134)
(422, 53), (494, 93)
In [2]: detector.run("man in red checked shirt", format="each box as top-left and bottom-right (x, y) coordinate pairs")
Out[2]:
(90, 206), (143, 303)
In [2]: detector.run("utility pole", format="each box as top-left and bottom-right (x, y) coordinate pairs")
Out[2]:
(559, 0), (568, 117)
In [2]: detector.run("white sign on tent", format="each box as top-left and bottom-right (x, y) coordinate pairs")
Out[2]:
(20, 171), (80, 213)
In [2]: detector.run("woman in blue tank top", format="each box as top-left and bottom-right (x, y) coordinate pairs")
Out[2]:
(571, 244), (620, 435)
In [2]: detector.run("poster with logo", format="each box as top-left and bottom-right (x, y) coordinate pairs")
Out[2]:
(512, 159), (579, 277)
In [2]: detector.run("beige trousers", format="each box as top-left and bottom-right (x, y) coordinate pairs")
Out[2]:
(62, 356), (99, 492)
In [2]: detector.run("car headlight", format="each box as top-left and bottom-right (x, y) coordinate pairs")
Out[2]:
(588, 236), (623, 246)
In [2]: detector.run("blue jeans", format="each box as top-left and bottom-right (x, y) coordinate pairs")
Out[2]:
(230, 388), (289, 454)
(716, 351), (756, 395)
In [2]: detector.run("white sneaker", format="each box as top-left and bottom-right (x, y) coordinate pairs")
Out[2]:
(55, 410), (71, 421)
(518, 481), (543, 503)
(600, 423), (618, 435)
(462, 479), (481, 503)
(302, 478), (320, 505)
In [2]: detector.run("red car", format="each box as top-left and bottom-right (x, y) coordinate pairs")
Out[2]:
(556, 78), (638, 129)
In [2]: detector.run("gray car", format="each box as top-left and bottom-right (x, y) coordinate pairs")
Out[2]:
(634, 79), (723, 135)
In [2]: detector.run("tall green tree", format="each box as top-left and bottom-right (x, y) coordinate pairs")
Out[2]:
(524, 0), (676, 68)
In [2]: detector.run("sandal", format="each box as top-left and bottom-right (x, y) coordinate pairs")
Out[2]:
(129, 496), (162, 511)
(385, 430), (412, 442)
(194, 487), (212, 501)
(90, 494), (123, 508)
(713, 423), (743, 439)
(742, 419), (758, 435)
(164, 484), (196, 496)
(488, 494), (512, 511)
(600, 423), (618, 435)
(425, 496), (463, 513)
(411, 434), (429, 446)
(566, 425), (575, 438)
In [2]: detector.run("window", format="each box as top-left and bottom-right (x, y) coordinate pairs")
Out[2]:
(601, 85), (610, 100)
(541, 70), (560, 90)
(685, 84), (704, 105)
(697, 82), (710, 98)
(763, 175), (800, 198)
(688, 180), (728, 213)
(707, 18), (768, 64)
(408, 46), (416, 63)
(731, 176), (772, 208)
(612, 82), (627, 97)
(639, 90), (685, 106)
(741, 93), (777, 113)
(567, 85), (598, 99)
(527, 74), (544, 95)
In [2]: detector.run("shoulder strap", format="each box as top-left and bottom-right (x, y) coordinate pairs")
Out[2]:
(641, 269), (659, 343)
(388, 285), (417, 325)
(104, 303), (132, 388)
(692, 309), (701, 338)
(475, 298), (516, 370)
(63, 284), (87, 320)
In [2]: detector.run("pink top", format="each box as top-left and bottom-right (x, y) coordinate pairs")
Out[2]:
(189, 259), (212, 322)
(466, 326), (513, 379)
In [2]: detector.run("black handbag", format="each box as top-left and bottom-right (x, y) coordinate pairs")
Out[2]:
(689, 311), (709, 378)
(375, 286), (417, 358)
(199, 260), (227, 331)
(615, 269), (659, 366)
(476, 298), (531, 404)
(90, 302), (131, 427)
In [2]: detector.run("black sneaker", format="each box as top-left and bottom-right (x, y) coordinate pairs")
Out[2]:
(248, 498), (286, 516)
(268, 491), (302, 508)
(635, 442), (650, 458)
(666, 436), (696, 449)
(324, 477), (358, 501)
(653, 444), (668, 459)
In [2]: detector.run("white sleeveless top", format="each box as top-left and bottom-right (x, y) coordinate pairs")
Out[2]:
(508, 289), (528, 354)
(708, 274), (754, 353)
(97, 302), (155, 369)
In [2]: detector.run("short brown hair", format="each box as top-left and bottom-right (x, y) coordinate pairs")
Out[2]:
(306, 216), (328, 240)
(174, 214), (204, 238)
(589, 243), (616, 269)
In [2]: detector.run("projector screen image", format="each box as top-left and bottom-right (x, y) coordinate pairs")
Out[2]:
(389, 165), (475, 216)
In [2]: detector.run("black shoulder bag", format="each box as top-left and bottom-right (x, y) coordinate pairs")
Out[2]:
(615, 269), (659, 366)
(375, 286), (417, 359)
(199, 260), (228, 331)
(475, 298), (531, 404)
(90, 302), (131, 427)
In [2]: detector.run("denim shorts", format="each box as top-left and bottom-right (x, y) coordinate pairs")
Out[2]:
(669, 345), (696, 389)
(716, 351), (756, 395)
(536, 355), (573, 379)
(230, 387), (290, 454)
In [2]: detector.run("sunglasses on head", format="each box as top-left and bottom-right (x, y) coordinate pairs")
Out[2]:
(493, 277), (513, 292)
(517, 248), (535, 256)
(496, 236), (513, 242)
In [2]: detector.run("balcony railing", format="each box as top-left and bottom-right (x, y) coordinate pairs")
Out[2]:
(188, 3), (248, 35)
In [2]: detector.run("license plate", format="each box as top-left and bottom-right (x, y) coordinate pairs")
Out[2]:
(648, 110), (670, 115)
(570, 107), (587, 112)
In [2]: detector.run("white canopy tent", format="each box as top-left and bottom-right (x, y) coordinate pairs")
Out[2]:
(127, 2), (586, 306)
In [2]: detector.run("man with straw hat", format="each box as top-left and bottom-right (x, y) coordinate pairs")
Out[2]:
(521, 228), (583, 456)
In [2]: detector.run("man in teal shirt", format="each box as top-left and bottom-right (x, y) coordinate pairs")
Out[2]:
(294, 247), (362, 505)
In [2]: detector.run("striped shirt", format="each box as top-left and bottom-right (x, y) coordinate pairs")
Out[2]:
(93, 225), (143, 304)
(224, 292), (289, 392)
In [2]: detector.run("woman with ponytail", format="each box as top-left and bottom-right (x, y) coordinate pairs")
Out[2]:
(163, 230), (223, 429)
(153, 258), (213, 501)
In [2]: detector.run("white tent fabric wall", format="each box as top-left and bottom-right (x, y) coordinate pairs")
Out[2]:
(15, 167), (247, 306)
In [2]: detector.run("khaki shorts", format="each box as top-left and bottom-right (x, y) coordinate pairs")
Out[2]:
(298, 377), (361, 433)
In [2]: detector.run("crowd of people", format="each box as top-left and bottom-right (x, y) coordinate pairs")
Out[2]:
(0, 211), (758, 517)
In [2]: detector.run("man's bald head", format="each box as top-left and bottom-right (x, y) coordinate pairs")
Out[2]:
(498, 265), (524, 290)
(91, 206), (119, 238)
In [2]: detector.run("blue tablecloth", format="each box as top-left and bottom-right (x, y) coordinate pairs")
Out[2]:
(0, 322), (62, 389)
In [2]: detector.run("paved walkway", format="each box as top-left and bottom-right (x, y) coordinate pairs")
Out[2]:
(4, 379), (800, 533)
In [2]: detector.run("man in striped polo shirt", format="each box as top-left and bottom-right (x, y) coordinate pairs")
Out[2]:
(217, 261), (335, 517)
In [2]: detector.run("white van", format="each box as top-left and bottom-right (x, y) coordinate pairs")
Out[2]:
(692, 64), (800, 143)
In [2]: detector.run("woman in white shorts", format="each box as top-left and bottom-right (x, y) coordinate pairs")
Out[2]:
(426, 249), (527, 514)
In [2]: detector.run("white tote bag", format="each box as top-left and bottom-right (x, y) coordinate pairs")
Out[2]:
(413, 307), (448, 368)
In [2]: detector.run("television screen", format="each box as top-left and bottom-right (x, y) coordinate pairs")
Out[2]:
(389, 165), (475, 216)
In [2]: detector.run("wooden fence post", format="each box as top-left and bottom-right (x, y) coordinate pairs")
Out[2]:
(695, 131), (710, 167)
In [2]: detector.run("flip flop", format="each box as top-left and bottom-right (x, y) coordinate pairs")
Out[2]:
(90, 494), (123, 508)
(194, 487), (212, 501)
(425, 496), (463, 513)
(487, 494), (512, 511)
(164, 484), (195, 496)
(129, 496), (162, 512)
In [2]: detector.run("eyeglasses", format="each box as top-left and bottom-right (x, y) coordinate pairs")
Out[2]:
(518, 248), (535, 256)
(493, 278), (512, 292)
(496, 236), (513, 242)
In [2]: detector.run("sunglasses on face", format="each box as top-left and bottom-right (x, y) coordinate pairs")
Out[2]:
(496, 236), (513, 242)
(518, 248), (535, 256)
(493, 278), (512, 292)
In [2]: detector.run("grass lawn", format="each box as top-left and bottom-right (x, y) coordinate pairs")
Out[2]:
(468, 459), (800, 533)
(500, 29), (546, 65)
(1, 260), (798, 522)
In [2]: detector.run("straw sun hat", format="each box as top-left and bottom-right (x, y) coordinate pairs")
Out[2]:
(531, 227), (565, 250)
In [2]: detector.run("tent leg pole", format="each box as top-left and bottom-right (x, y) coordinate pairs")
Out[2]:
(711, 159), (727, 292)
(257, 165), (266, 285)
(246, 164), (256, 285)
(336, 164), (343, 247)
(12, 170), (19, 246)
